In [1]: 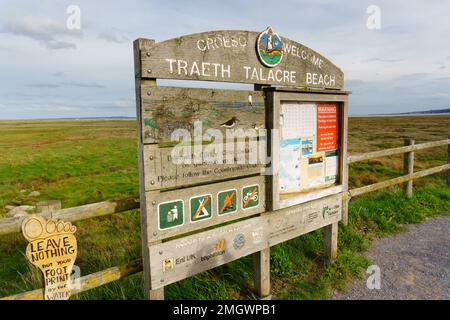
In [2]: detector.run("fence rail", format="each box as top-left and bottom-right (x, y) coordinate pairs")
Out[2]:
(347, 139), (450, 163)
(343, 136), (450, 225)
(1, 259), (142, 300)
(349, 163), (450, 197)
(1, 136), (449, 299)
(0, 196), (139, 236)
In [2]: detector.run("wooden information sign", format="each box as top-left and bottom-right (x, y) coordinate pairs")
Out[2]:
(22, 215), (78, 300)
(134, 27), (349, 300)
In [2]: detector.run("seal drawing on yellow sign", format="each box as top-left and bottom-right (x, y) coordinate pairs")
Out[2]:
(256, 26), (284, 67)
(21, 215), (77, 300)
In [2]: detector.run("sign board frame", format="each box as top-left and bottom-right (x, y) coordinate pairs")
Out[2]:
(134, 29), (349, 300)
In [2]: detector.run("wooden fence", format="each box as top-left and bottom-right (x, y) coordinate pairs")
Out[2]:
(342, 136), (450, 225)
(1, 136), (449, 300)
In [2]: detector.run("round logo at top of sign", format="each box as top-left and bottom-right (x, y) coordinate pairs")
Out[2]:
(256, 26), (283, 68)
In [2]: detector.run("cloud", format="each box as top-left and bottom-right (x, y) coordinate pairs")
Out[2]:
(45, 39), (76, 49)
(394, 73), (431, 82)
(97, 29), (129, 43)
(52, 71), (66, 77)
(346, 79), (366, 87)
(29, 83), (60, 88)
(365, 58), (404, 63)
(28, 81), (105, 89)
(113, 98), (134, 108)
(427, 92), (450, 99)
(0, 16), (80, 49)
(61, 81), (104, 88)
(1, 1), (450, 118)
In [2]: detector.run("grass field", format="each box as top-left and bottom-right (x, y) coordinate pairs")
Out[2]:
(0, 116), (449, 299)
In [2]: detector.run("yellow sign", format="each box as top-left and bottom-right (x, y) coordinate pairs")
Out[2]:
(22, 215), (78, 300)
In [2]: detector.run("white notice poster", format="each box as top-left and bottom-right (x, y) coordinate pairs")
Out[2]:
(307, 155), (325, 186)
(280, 103), (316, 139)
(325, 150), (338, 182)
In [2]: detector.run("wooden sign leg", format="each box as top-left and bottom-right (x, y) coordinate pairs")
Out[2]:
(341, 196), (349, 226)
(324, 222), (338, 262)
(143, 244), (165, 300)
(253, 247), (271, 298)
(148, 287), (164, 300)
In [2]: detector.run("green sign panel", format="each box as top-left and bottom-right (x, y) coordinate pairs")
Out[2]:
(190, 194), (212, 222)
(158, 200), (184, 230)
(242, 184), (259, 209)
(218, 189), (237, 215)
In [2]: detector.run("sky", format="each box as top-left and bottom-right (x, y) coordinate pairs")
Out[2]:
(0, 0), (449, 119)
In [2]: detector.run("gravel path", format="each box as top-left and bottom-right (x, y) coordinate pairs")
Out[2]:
(333, 216), (450, 300)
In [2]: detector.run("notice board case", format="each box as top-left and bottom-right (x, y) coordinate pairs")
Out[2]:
(264, 87), (349, 211)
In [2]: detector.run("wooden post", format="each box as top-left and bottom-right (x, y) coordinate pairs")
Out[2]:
(324, 222), (338, 262)
(403, 138), (415, 198)
(251, 85), (272, 299)
(134, 38), (164, 300)
(148, 278), (164, 300)
(341, 194), (349, 226)
(253, 247), (271, 298)
(341, 97), (349, 226)
(447, 135), (450, 186)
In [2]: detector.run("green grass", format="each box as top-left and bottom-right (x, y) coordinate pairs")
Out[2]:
(0, 118), (449, 299)
(0, 121), (138, 211)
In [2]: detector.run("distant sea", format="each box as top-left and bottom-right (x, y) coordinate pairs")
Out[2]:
(3, 110), (450, 121)
(1, 116), (137, 121)
(351, 113), (450, 117)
